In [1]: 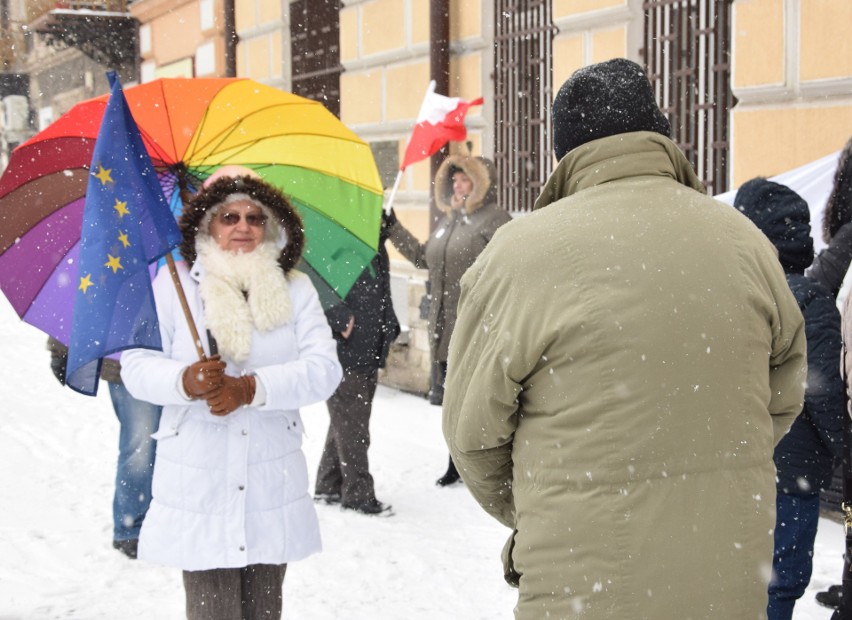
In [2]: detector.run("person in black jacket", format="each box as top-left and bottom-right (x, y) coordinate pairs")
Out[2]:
(805, 136), (852, 612)
(736, 178), (847, 620)
(314, 217), (400, 516)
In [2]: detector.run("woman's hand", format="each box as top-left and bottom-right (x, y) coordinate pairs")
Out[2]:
(206, 374), (257, 416)
(182, 354), (226, 399)
(451, 193), (468, 211)
(341, 316), (355, 339)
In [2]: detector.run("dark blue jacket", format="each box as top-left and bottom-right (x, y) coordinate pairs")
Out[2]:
(734, 177), (847, 494)
(774, 273), (845, 494)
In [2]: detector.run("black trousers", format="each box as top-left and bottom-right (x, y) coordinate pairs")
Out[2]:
(182, 563), (287, 620)
(315, 368), (378, 504)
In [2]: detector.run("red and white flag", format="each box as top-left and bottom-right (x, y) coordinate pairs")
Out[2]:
(400, 81), (483, 170)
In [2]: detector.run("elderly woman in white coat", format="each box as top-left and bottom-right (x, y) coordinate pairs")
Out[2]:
(121, 172), (342, 620)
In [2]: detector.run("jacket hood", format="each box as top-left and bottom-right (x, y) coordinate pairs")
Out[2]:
(822, 135), (852, 244)
(534, 132), (705, 211)
(434, 154), (497, 214)
(734, 177), (814, 274)
(179, 175), (305, 274)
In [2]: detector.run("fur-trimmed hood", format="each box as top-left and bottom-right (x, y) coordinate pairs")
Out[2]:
(434, 154), (497, 214)
(179, 175), (304, 273)
(822, 135), (852, 244)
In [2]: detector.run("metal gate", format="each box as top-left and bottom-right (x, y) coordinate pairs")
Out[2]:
(290, 0), (342, 117)
(643, 0), (735, 195)
(494, 0), (556, 213)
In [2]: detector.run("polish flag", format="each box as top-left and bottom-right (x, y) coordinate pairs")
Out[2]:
(400, 81), (483, 170)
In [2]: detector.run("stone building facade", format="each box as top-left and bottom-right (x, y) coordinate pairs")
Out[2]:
(7, 0), (852, 396)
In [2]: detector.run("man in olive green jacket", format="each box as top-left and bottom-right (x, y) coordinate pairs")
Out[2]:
(443, 59), (806, 619)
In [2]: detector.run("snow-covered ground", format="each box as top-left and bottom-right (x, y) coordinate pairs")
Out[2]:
(0, 294), (844, 619)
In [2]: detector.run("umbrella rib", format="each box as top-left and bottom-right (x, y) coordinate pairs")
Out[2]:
(150, 79), (181, 165)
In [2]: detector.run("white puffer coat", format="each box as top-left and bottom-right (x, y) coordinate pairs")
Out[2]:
(121, 261), (342, 571)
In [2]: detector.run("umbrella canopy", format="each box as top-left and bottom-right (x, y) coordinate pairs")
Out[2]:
(0, 77), (384, 344)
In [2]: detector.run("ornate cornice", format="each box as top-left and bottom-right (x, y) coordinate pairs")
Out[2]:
(31, 9), (137, 70)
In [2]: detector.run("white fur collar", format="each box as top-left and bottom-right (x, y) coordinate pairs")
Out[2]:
(195, 237), (292, 362)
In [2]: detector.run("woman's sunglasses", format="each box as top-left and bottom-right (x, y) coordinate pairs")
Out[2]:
(217, 211), (268, 227)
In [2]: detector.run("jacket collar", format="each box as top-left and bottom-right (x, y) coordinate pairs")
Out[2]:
(534, 132), (706, 211)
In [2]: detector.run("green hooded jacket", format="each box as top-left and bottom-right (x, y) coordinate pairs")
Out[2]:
(443, 132), (806, 619)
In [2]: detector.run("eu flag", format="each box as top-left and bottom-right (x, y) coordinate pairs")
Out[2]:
(66, 73), (182, 395)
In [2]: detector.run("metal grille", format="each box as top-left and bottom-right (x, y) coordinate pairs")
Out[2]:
(290, 0), (342, 117)
(643, 0), (735, 195)
(494, 0), (556, 213)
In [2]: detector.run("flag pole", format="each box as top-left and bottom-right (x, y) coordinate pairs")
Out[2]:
(164, 252), (207, 361)
(385, 81), (433, 214)
(383, 169), (404, 213)
(170, 185), (208, 361)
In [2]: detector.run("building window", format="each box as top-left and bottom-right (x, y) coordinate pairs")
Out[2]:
(370, 140), (400, 190)
(290, 0), (342, 117)
(139, 24), (151, 56)
(493, 0), (556, 213)
(141, 60), (156, 83)
(38, 106), (52, 131)
(199, 0), (214, 32)
(196, 41), (215, 76)
(642, 0), (735, 194)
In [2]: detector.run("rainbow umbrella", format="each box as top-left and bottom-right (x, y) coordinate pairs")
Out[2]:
(0, 78), (383, 344)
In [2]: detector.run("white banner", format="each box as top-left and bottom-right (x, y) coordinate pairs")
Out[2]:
(716, 150), (842, 252)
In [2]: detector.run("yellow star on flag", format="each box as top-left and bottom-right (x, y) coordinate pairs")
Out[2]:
(104, 255), (123, 273)
(93, 164), (113, 185)
(79, 274), (93, 293)
(113, 199), (129, 218)
(118, 231), (130, 248)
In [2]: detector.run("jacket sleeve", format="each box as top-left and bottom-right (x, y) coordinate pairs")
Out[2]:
(253, 275), (343, 410)
(766, 258), (808, 445)
(479, 208), (513, 245)
(801, 285), (846, 459)
(325, 302), (353, 335)
(442, 249), (522, 529)
(808, 221), (852, 298)
(46, 336), (68, 386)
(387, 219), (429, 269)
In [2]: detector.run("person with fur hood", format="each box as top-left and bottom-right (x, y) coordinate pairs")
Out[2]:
(810, 134), (852, 298)
(384, 153), (511, 486)
(735, 178), (846, 620)
(442, 58), (806, 619)
(120, 170), (342, 619)
(804, 135), (852, 613)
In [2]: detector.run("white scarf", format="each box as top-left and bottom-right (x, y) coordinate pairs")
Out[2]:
(195, 236), (292, 362)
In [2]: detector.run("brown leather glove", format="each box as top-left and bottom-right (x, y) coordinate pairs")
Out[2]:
(181, 354), (226, 399)
(206, 374), (257, 416)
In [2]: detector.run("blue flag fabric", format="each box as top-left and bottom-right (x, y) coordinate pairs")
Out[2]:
(66, 73), (182, 395)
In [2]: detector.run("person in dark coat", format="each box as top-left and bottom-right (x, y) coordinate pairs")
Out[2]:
(735, 178), (846, 620)
(809, 135), (852, 297)
(385, 153), (511, 486)
(314, 217), (400, 515)
(805, 136), (852, 612)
